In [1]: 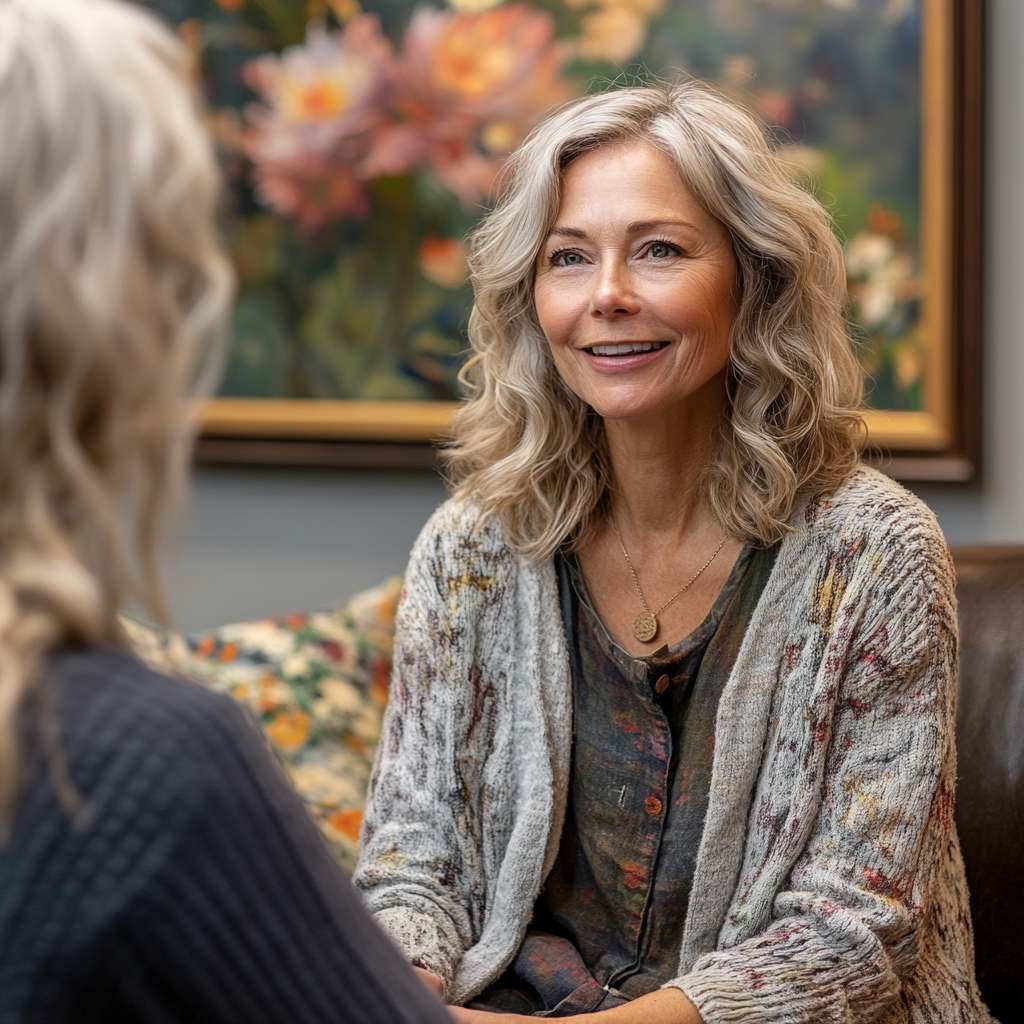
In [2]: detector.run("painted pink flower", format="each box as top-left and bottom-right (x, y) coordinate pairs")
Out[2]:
(756, 90), (795, 129)
(389, 4), (573, 204)
(243, 16), (395, 227)
(252, 158), (369, 230)
(239, 5), (575, 222)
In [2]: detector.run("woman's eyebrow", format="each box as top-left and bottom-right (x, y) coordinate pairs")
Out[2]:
(627, 219), (697, 233)
(546, 220), (698, 240)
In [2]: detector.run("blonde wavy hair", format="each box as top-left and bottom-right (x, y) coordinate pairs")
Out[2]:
(445, 82), (865, 558)
(0, 0), (232, 821)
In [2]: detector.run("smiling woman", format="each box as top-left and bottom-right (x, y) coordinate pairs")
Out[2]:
(530, 140), (743, 649)
(444, 86), (865, 562)
(354, 82), (995, 1024)
(534, 142), (737, 432)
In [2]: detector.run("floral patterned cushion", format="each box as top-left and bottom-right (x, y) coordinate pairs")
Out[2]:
(120, 577), (402, 873)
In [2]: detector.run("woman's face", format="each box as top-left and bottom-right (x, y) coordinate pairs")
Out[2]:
(534, 141), (739, 424)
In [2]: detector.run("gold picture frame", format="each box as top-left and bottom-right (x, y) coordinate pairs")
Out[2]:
(198, 0), (983, 481)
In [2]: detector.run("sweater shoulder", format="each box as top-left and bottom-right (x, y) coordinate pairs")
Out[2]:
(788, 465), (955, 620)
(45, 646), (265, 804)
(51, 645), (253, 736)
(799, 465), (948, 563)
(415, 496), (511, 557)
(405, 496), (521, 593)
(3, 650), (276, 959)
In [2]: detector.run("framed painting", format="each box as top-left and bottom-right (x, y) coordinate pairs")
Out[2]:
(149, 0), (981, 479)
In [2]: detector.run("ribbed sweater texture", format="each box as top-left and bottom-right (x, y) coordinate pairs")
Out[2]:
(0, 647), (453, 1024)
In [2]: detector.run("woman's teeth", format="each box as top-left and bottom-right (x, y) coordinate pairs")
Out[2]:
(588, 342), (667, 356)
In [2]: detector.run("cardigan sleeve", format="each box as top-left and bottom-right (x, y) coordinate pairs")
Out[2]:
(669, 499), (968, 1023)
(353, 500), (512, 998)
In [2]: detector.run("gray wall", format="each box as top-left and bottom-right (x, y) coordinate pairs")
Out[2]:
(168, 0), (1024, 632)
(166, 466), (447, 632)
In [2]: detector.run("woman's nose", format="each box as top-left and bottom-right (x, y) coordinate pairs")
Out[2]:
(589, 262), (640, 318)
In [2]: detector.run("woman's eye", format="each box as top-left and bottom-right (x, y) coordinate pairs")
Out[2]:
(552, 249), (586, 266)
(647, 241), (678, 259)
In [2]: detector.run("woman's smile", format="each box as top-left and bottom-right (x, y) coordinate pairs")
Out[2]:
(534, 140), (738, 424)
(581, 339), (673, 371)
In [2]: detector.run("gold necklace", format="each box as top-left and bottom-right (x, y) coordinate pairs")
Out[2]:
(611, 521), (729, 643)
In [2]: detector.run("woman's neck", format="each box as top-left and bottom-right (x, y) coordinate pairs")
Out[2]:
(602, 376), (727, 544)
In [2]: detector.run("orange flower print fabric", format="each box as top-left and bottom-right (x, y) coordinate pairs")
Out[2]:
(121, 577), (402, 872)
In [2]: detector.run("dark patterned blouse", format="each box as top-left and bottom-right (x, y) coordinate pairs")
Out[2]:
(469, 540), (779, 1017)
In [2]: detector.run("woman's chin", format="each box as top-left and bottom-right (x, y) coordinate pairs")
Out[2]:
(577, 368), (730, 429)
(587, 397), (678, 425)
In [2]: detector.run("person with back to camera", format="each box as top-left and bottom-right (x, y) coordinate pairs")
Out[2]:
(354, 83), (995, 1023)
(0, 1), (459, 1021)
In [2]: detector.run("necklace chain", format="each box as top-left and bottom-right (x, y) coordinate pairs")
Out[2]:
(611, 519), (729, 642)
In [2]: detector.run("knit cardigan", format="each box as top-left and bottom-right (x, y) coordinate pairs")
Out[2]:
(354, 466), (993, 1023)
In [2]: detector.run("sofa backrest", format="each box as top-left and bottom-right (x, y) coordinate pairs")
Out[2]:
(951, 546), (1024, 1018)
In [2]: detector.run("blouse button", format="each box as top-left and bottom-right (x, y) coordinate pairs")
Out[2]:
(645, 796), (663, 816)
(655, 674), (670, 694)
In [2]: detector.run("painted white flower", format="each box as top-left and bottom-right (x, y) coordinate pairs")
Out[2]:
(776, 144), (823, 183)
(217, 621), (297, 661)
(282, 653), (312, 679)
(199, 663), (264, 691)
(848, 249), (915, 329)
(314, 678), (366, 717)
(844, 232), (896, 278)
(287, 763), (362, 806)
(447, 0), (505, 12)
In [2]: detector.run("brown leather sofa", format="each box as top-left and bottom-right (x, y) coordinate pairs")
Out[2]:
(951, 547), (1024, 1018)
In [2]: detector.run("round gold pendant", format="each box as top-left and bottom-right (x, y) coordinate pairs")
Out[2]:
(633, 610), (657, 643)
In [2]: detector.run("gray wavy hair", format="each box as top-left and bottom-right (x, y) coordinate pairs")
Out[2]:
(445, 81), (865, 558)
(0, 0), (233, 821)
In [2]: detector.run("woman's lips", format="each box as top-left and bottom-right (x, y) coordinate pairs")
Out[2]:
(580, 340), (671, 370)
(587, 341), (668, 356)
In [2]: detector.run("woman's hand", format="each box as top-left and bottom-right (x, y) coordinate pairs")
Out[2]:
(448, 989), (702, 1023)
(414, 966), (446, 1001)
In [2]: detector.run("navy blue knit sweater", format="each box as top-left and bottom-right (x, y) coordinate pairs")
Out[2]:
(0, 646), (452, 1024)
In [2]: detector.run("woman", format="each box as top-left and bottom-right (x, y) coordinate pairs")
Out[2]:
(354, 84), (993, 1022)
(0, 2), (455, 1021)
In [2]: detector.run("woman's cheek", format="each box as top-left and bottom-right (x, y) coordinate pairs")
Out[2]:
(534, 284), (563, 345)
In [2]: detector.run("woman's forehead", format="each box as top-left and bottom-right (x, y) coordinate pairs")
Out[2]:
(549, 142), (715, 234)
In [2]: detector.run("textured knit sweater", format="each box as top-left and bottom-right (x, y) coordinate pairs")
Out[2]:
(355, 466), (994, 1023)
(0, 647), (454, 1024)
